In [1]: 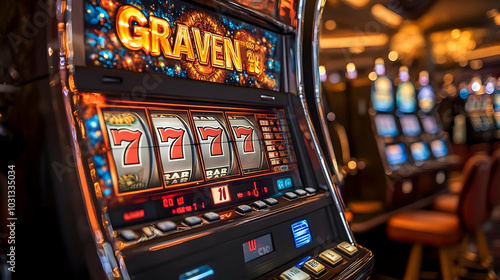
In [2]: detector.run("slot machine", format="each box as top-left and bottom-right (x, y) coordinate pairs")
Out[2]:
(10, 0), (374, 279)
(305, 58), (450, 230)
(464, 76), (496, 144)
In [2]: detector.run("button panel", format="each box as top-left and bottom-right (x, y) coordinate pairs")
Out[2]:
(303, 259), (325, 275)
(252, 200), (268, 209)
(118, 189), (323, 244)
(294, 189), (307, 197)
(280, 267), (311, 280)
(319, 249), (343, 267)
(336, 241), (358, 256)
(264, 197), (279, 206)
(236, 204), (253, 214)
(284, 192), (298, 199)
(184, 216), (202, 226)
(156, 221), (177, 232)
(202, 212), (221, 222)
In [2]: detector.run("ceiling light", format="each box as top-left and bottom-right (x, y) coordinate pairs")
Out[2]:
(371, 4), (402, 28)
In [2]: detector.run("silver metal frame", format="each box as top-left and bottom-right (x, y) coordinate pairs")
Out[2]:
(295, 0), (355, 244)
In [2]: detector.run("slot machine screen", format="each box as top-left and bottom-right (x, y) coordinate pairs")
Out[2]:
(410, 142), (430, 162)
(396, 82), (416, 113)
(374, 114), (399, 137)
(399, 115), (421, 136)
(371, 76), (394, 112)
(86, 98), (301, 228)
(421, 116), (439, 135)
(384, 143), (408, 169)
(418, 85), (435, 113)
(430, 139), (448, 158)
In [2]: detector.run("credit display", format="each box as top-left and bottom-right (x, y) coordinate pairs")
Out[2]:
(84, 0), (281, 91)
(242, 234), (275, 263)
(82, 95), (300, 227)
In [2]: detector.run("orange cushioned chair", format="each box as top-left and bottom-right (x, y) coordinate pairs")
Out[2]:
(386, 154), (492, 280)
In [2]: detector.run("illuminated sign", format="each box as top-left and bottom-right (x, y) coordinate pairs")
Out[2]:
(85, 0), (281, 91)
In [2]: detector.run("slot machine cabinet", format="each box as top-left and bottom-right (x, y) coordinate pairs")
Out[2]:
(464, 76), (497, 144)
(303, 56), (452, 230)
(28, 0), (375, 278)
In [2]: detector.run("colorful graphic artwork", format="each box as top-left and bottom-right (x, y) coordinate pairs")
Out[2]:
(84, 0), (281, 91)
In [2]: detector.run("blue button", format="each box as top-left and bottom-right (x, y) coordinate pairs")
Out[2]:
(179, 265), (214, 280)
(291, 220), (312, 248)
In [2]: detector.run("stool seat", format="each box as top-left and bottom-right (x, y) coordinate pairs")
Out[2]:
(387, 210), (462, 247)
(433, 193), (459, 213)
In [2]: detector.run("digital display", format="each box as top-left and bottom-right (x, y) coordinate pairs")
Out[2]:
(399, 115), (421, 137)
(82, 97), (301, 228)
(84, 0), (281, 91)
(396, 81), (416, 113)
(374, 114), (398, 137)
(371, 76), (394, 112)
(242, 234), (275, 263)
(291, 219), (312, 248)
(410, 142), (430, 162)
(430, 139), (448, 158)
(385, 143), (408, 169)
(421, 116), (439, 135)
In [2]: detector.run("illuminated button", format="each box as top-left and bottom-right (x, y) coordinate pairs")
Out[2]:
(236, 205), (252, 214)
(184, 216), (202, 226)
(280, 267), (311, 280)
(156, 221), (177, 232)
(336, 241), (358, 256)
(319, 249), (342, 267)
(284, 192), (297, 199)
(252, 200), (268, 210)
(120, 229), (138, 241)
(304, 259), (326, 276)
(202, 212), (220, 222)
(294, 189), (307, 197)
(264, 198), (278, 206)
(305, 187), (317, 194)
(142, 226), (154, 237)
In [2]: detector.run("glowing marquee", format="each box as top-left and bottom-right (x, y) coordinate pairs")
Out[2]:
(84, 0), (281, 91)
(116, 5), (243, 72)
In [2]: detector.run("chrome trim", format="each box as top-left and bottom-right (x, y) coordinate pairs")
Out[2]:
(213, 0), (295, 33)
(260, 94), (276, 101)
(50, 0), (129, 278)
(295, 0), (355, 244)
(311, 0), (344, 185)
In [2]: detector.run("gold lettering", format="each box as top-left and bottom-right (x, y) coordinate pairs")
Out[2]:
(192, 28), (211, 65)
(116, 5), (150, 54)
(172, 24), (195, 61)
(211, 34), (224, 68)
(150, 16), (173, 57)
(224, 38), (242, 71)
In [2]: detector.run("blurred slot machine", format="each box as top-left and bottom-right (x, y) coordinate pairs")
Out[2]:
(43, 0), (374, 279)
(464, 76), (496, 144)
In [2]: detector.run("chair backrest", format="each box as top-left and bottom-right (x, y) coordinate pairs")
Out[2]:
(488, 149), (500, 211)
(458, 154), (492, 231)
